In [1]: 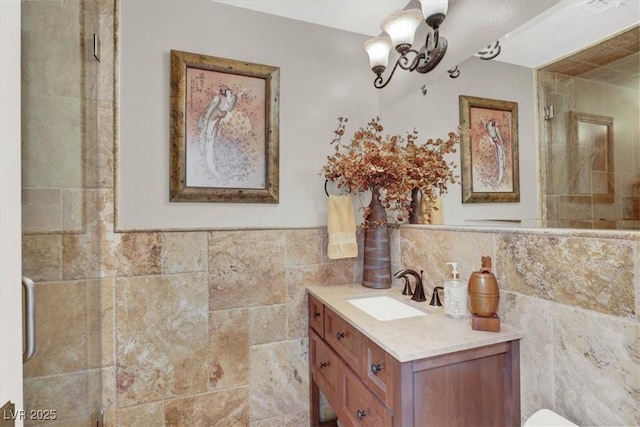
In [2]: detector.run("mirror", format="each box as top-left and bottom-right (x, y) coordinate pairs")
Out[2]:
(536, 25), (639, 230)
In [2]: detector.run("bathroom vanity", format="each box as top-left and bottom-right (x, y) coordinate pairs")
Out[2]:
(307, 284), (523, 427)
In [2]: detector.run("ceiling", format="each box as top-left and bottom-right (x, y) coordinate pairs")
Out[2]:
(211, 0), (408, 37)
(211, 0), (639, 69)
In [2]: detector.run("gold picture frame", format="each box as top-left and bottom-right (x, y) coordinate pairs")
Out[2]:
(459, 95), (520, 203)
(170, 50), (280, 203)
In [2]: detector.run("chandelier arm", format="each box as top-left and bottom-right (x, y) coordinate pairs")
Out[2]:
(396, 49), (422, 72)
(373, 58), (402, 89)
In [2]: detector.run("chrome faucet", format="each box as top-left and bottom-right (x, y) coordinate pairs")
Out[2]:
(393, 269), (426, 302)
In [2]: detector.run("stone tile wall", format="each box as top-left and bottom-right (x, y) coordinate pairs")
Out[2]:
(103, 227), (359, 425)
(399, 226), (640, 426)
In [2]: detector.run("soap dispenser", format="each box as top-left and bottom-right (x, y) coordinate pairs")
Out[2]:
(443, 262), (467, 318)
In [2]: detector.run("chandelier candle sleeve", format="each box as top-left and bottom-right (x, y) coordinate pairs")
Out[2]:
(381, 9), (423, 52)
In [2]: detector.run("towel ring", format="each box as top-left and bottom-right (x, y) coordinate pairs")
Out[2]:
(325, 179), (351, 197)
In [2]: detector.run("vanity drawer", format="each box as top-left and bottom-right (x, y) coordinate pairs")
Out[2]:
(308, 294), (325, 338)
(324, 306), (362, 374)
(363, 338), (396, 408)
(339, 363), (393, 427)
(310, 330), (340, 402)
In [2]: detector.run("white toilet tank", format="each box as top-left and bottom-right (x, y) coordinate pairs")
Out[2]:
(524, 409), (578, 426)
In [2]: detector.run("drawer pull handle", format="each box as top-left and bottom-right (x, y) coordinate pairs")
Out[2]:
(356, 410), (368, 419)
(336, 331), (345, 340)
(313, 311), (321, 319)
(371, 363), (384, 374)
(319, 361), (329, 369)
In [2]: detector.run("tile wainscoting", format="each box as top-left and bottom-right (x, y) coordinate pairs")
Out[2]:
(400, 225), (639, 426)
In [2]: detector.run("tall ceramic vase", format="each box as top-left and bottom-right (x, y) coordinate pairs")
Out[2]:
(409, 187), (421, 224)
(362, 187), (391, 289)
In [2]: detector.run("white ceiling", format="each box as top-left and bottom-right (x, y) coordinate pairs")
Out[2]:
(211, 0), (408, 36)
(211, 0), (639, 68)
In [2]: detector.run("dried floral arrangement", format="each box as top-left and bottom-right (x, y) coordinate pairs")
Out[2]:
(323, 116), (459, 223)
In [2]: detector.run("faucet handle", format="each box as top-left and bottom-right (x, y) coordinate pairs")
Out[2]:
(401, 277), (413, 296)
(429, 286), (443, 306)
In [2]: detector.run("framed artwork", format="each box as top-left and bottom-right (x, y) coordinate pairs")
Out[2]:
(459, 95), (520, 203)
(170, 50), (280, 203)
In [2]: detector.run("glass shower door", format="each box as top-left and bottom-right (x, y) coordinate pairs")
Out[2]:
(21, 0), (103, 424)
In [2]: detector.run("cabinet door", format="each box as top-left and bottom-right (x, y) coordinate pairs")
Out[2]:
(309, 330), (340, 403)
(308, 295), (325, 338)
(363, 338), (397, 408)
(340, 362), (392, 427)
(324, 307), (361, 374)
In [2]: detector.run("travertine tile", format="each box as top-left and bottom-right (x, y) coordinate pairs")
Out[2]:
(400, 228), (454, 290)
(21, 8), (82, 99)
(115, 274), (209, 406)
(101, 366), (116, 411)
(286, 263), (354, 339)
(499, 291), (555, 420)
(100, 278), (115, 367)
(102, 231), (162, 278)
(116, 402), (165, 427)
(452, 231), (495, 279)
(22, 188), (62, 234)
(164, 388), (249, 427)
(496, 234), (635, 317)
(162, 231), (207, 274)
(62, 189), (84, 232)
(209, 309), (250, 390)
(84, 101), (115, 189)
(250, 339), (309, 422)
(286, 229), (322, 266)
(21, 94), (82, 188)
(249, 304), (287, 345)
(22, 234), (63, 282)
(208, 230), (286, 310)
(23, 280), (101, 377)
(23, 368), (101, 425)
(553, 305), (640, 426)
(63, 228), (101, 280)
(251, 410), (310, 427)
(62, 190), (101, 280)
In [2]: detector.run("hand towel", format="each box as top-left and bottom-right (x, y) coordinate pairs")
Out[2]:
(421, 196), (444, 225)
(327, 195), (358, 259)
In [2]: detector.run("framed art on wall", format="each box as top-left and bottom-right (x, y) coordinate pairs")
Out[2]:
(170, 50), (280, 203)
(459, 95), (519, 203)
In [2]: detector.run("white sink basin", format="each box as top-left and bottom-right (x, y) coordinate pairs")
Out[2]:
(347, 296), (427, 321)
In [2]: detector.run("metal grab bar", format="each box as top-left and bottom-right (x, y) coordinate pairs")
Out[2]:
(22, 276), (36, 363)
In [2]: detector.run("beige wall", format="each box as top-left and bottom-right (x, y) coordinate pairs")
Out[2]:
(117, 0), (380, 230)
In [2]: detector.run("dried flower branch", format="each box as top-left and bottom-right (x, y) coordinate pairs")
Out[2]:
(323, 116), (459, 224)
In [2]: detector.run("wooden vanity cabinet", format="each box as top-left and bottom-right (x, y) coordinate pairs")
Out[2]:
(308, 294), (521, 427)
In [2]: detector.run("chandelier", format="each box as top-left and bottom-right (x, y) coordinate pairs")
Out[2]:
(363, 0), (449, 89)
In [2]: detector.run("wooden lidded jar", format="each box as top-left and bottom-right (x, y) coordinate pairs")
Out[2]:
(468, 256), (500, 317)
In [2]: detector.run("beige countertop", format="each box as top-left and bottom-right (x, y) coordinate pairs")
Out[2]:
(306, 283), (524, 363)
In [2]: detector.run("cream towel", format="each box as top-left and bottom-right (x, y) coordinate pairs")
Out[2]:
(421, 196), (444, 225)
(327, 195), (358, 259)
